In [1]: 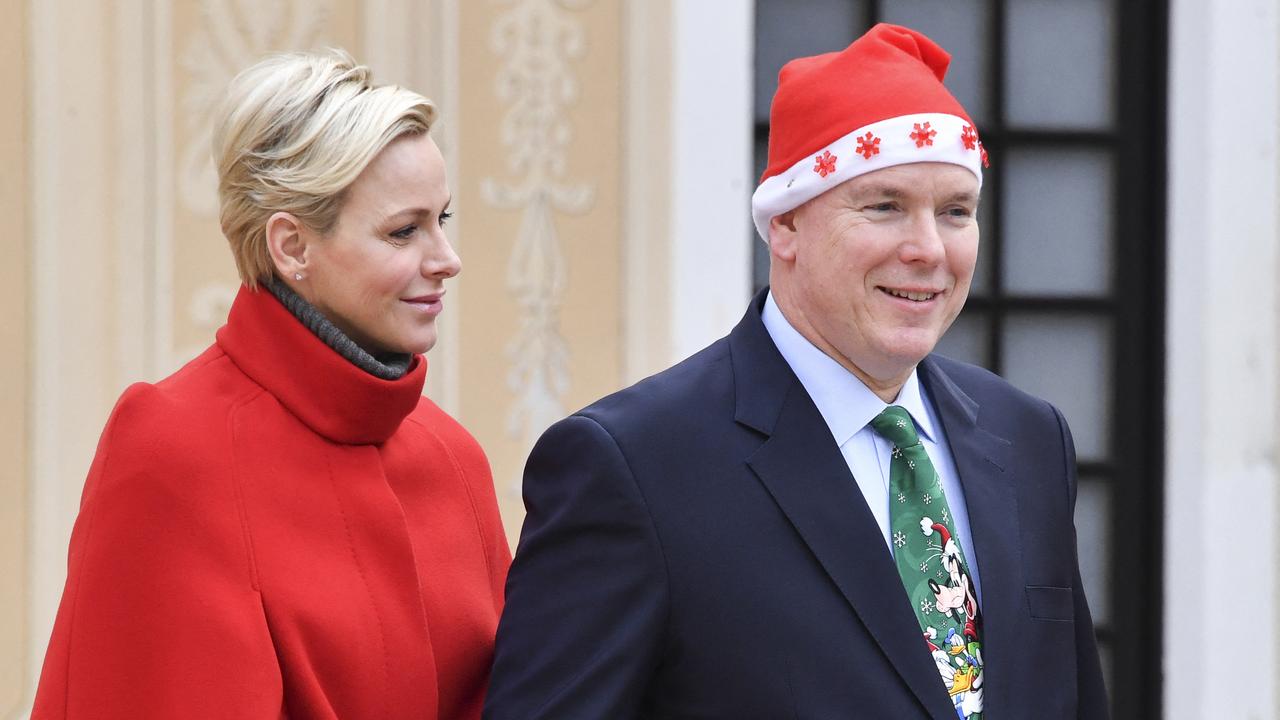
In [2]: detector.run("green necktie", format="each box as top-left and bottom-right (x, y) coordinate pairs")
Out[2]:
(870, 405), (985, 718)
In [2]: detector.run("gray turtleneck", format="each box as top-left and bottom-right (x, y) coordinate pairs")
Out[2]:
(266, 280), (413, 381)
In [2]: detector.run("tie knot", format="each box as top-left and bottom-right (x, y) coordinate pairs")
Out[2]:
(870, 405), (921, 449)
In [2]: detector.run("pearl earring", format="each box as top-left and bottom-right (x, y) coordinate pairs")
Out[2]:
(294, 272), (303, 281)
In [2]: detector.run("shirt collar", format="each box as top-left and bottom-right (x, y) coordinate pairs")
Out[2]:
(761, 291), (936, 445)
(895, 365), (938, 444)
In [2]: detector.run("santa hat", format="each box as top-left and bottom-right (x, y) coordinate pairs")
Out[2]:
(751, 23), (986, 242)
(920, 517), (957, 556)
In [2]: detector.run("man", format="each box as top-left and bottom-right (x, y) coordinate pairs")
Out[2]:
(486, 24), (1108, 720)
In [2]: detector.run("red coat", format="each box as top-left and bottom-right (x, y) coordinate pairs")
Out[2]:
(33, 286), (511, 719)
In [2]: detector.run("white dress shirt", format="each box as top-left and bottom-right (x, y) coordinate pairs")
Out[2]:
(761, 292), (983, 600)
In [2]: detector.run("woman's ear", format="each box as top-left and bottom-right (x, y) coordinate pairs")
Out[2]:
(265, 212), (309, 281)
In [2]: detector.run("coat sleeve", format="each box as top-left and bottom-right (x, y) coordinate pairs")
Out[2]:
(477, 469), (514, 614)
(455, 422), (514, 612)
(1053, 404), (1111, 719)
(32, 384), (283, 720)
(484, 414), (668, 720)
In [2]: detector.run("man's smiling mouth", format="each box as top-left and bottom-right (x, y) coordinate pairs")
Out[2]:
(879, 287), (938, 302)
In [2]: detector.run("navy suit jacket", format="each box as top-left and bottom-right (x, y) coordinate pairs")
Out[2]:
(486, 292), (1109, 719)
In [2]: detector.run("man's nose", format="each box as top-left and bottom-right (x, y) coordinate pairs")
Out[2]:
(899, 213), (946, 265)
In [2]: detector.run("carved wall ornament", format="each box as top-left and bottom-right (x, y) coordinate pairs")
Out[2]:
(481, 0), (596, 466)
(179, 0), (330, 217)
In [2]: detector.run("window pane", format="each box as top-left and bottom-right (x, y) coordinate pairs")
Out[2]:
(1075, 476), (1111, 625)
(1001, 149), (1113, 297)
(1001, 314), (1111, 461)
(753, 0), (866, 123)
(1005, 0), (1115, 129)
(936, 311), (989, 369)
(881, 0), (990, 124)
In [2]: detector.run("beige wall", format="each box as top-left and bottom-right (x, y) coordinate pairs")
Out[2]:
(1, 0), (29, 712)
(8, 0), (665, 708)
(458, 0), (627, 542)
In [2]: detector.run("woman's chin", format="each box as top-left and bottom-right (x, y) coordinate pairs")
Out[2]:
(399, 332), (437, 356)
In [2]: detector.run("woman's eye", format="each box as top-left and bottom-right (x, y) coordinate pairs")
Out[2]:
(389, 224), (417, 240)
(439, 211), (453, 228)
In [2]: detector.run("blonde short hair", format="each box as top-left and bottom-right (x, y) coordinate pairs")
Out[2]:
(212, 48), (437, 288)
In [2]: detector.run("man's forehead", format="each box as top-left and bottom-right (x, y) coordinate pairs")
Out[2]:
(836, 162), (981, 200)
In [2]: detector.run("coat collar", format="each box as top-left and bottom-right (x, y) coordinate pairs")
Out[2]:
(217, 285), (426, 445)
(732, 289), (1016, 719)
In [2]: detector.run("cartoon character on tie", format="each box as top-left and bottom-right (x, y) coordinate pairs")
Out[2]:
(921, 520), (983, 718)
(924, 520), (982, 656)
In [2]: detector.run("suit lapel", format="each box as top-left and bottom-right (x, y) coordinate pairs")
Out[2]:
(746, 387), (959, 719)
(729, 295), (957, 719)
(920, 357), (1020, 718)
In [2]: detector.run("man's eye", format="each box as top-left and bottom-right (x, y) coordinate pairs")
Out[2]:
(944, 207), (974, 219)
(866, 203), (896, 212)
(439, 211), (453, 228)
(390, 224), (417, 240)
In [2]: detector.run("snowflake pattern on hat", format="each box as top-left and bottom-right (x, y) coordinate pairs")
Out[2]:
(813, 150), (837, 177)
(910, 122), (937, 147)
(856, 132), (881, 159)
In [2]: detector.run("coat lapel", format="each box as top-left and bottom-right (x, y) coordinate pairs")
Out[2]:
(728, 295), (958, 719)
(919, 357), (1020, 718)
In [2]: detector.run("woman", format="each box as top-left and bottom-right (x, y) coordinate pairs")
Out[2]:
(32, 49), (509, 719)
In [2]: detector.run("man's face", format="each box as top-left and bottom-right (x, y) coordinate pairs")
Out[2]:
(770, 162), (980, 391)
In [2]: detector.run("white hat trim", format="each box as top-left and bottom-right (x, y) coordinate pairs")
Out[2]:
(751, 112), (983, 242)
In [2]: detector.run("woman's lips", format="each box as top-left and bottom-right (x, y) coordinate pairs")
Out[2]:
(402, 292), (444, 315)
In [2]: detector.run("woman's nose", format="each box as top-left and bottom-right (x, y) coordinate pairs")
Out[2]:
(425, 232), (462, 279)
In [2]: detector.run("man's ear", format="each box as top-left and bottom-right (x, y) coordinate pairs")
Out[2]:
(768, 209), (801, 262)
(265, 211), (309, 281)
